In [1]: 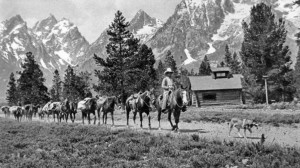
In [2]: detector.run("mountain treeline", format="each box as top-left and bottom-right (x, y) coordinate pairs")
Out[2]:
(6, 52), (92, 106)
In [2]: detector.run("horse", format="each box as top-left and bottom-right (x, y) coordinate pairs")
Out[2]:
(41, 102), (53, 122)
(37, 106), (44, 120)
(9, 106), (23, 122)
(126, 90), (155, 129)
(68, 101), (77, 123)
(23, 104), (39, 121)
(161, 88), (188, 131)
(1, 106), (10, 118)
(49, 102), (62, 122)
(100, 96), (119, 126)
(60, 99), (71, 123)
(125, 94), (138, 126)
(77, 98), (98, 125)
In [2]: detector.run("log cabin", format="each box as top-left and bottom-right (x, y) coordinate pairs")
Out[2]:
(188, 67), (244, 107)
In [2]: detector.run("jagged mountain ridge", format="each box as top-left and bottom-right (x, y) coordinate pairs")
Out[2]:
(1, 0), (300, 102)
(147, 0), (300, 69)
(79, 10), (164, 72)
(0, 14), (90, 101)
(0, 11), (164, 101)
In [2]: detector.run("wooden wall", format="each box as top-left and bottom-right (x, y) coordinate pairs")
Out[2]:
(191, 89), (243, 107)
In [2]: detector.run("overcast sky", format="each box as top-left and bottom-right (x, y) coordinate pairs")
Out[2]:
(0, 0), (181, 43)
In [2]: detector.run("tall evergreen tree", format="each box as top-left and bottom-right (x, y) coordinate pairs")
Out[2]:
(218, 61), (225, 67)
(224, 44), (233, 67)
(75, 71), (92, 99)
(231, 52), (241, 74)
(6, 72), (18, 106)
(128, 44), (156, 91)
(164, 50), (178, 75)
(62, 65), (77, 101)
(199, 55), (211, 76)
(17, 52), (49, 105)
(50, 69), (62, 101)
(293, 1), (300, 98)
(240, 3), (293, 102)
(94, 11), (155, 105)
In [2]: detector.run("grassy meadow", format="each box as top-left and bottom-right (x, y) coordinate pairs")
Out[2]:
(0, 118), (300, 167)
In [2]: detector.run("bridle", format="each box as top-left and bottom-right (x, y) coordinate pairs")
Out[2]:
(139, 91), (154, 108)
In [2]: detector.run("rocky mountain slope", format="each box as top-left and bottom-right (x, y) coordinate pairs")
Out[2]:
(0, 0), (299, 102)
(147, 0), (300, 70)
(79, 10), (164, 72)
(0, 14), (89, 101)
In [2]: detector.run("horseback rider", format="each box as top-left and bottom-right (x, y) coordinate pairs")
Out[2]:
(161, 68), (175, 113)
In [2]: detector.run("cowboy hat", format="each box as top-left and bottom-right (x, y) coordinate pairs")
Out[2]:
(164, 68), (173, 74)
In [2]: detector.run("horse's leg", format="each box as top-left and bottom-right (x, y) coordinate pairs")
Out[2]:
(73, 113), (76, 123)
(111, 111), (114, 127)
(158, 109), (162, 130)
(93, 113), (96, 125)
(88, 113), (91, 125)
(168, 109), (174, 130)
(82, 112), (85, 125)
(174, 109), (180, 132)
(139, 111), (143, 128)
(126, 108), (130, 127)
(133, 110), (137, 125)
(66, 113), (69, 123)
(147, 111), (151, 130)
(102, 111), (105, 125)
(105, 112), (108, 125)
(97, 108), (101, 125)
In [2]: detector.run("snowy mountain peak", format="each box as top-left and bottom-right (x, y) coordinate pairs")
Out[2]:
(130, 10), (164, 43)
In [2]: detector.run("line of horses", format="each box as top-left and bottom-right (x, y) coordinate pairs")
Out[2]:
(1, 87), (189, 131)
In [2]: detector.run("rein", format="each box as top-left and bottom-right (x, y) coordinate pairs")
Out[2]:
(139, 92), (153, 108)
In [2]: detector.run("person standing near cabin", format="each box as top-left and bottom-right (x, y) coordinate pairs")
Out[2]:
(161, 68), (175, 113)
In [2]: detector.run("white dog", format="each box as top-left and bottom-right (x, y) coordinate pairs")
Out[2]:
(228, 118), (259, 138)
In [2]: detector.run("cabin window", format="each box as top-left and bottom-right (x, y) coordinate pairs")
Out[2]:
(216, 72), (226, 77)
(203, 93), (216, 101)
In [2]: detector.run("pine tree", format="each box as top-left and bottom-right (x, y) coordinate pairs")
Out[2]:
(295, 0), (300, 5)
(199, 55), (211, 76)
(62, 65), (77, 101)
(129, 44), (156, 91)
(295, 46), (300, 98)
(218, 61), (225, 67)
(224, 44), (233, 67)
(231, 52), (241, 74)
(164, 50), (178, 75)
(6, 72), (18, 106)
(17, 52), (49, 105)
(76, 71), (92, 99)
(94, 11), (145, 105)
(50, 69), (62, 101)
(240, 3), (293, 102)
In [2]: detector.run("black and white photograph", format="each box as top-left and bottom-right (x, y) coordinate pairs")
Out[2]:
(0, 0), (300, 167)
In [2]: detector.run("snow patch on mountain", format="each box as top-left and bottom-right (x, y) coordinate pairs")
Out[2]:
(40, 58), (49, 70)
(212, 2), (251, 41)
(182, 49), (197, 65)
(206, 43), (216, 55)
(54, 50), (72, 65)
(275, 0), (300, 28)
(49, 61), (55, 69)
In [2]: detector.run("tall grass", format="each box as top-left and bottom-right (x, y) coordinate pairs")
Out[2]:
(0, 118), (299, 167)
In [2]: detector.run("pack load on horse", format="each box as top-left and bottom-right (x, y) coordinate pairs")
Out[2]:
(155, 68), (190, 131)
(41, 101), (53, 121)
(9, 106), (23, 122)
(1, 106), (10, 118)
(126, 89), (155, 129)
(77, 97), (98, 125)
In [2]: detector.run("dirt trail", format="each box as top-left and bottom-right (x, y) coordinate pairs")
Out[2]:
(1, 112), (299, 148)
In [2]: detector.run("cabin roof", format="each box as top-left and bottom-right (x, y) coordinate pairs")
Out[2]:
(211, 67), (231, 72)
(188, 74), (243, 91)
